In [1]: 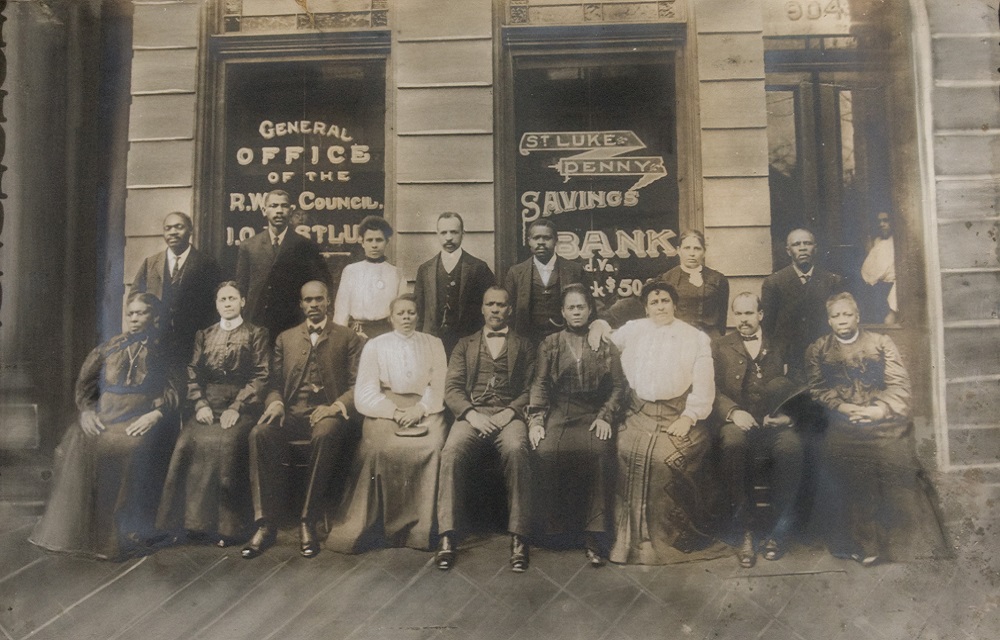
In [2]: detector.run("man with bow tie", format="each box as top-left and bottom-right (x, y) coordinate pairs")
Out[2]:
(760, 228), (844, 380)
(712, 292), (803, 569)
(235, 189), (330, 343)
(434, 286), (537, 572)
(243, 280), (364, 560)
(131, 211), (220, 374)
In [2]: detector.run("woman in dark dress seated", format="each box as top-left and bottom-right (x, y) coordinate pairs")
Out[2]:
(30, 292), (179, 560)
(528, 284), (627, 565)
(806, 292), (948, 566)
(157, 282), (269, 546)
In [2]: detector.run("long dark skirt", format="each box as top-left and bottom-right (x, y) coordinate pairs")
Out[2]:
(610, 394), (727, 565)
(326, 392), (447, 552)
(534, 395), (615, 543)
(817, 420), (949, 562)
(30, 393), (178, 561)
(157, 383), (258, 542)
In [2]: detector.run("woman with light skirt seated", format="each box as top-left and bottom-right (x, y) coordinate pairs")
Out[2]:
(608, 281), (727, 564)
(30, 292), (179, 560)
(157, 281), (269, 547)
(326, 294), (449, 552)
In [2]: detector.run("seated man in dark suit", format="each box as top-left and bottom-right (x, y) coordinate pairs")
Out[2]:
(414, 211), (496, 357)
(235, 189), (330, 342)
(760, 228), (844, 381)
(435, 286), (536, 572)
(131, 211), (221, 373)
(503, 219), (584, 345)
(712, 292), (803, 568)
(243, 281), (364, 560)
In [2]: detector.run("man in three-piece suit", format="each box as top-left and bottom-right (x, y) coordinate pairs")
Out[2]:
(435, 286), (536, 573)
(243, 281), (364, 560)
(760, 228), (844, 379)
(235, 189), (330, 342)
(712, 292), (803, 569)
(503, 219), (584, 345)
(413, 211), (496, 357)
(131, 211), (221, 373)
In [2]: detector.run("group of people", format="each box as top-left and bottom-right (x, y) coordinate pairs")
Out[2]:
(30, 191), (945, 572)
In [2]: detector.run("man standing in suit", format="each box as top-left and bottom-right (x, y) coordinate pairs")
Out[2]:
(413, 211), (496, 357)
(503, 219), (584, 344)
(713, 292), (803, 569)
(235, 189), (330, 342)
(242, 281), (364, 560)
(761, 228), (843, 379)
(131, 211), (220, 372)
(435, 286), (536, 572)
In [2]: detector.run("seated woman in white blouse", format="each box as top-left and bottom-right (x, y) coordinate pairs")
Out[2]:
(608, 281), (727, 565)
(326, 294), (449, 552)
(333, 215), (406, 339)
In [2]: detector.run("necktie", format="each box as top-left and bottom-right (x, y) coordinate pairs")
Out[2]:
(170, 259), (181, 284)
(741, 334), (759, 342)
(801, 274), (810, 285)
(486, 332), (507, 338)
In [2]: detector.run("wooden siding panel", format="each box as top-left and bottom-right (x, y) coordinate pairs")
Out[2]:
(702, 177), (771, 227)
(396, 0), (492, 38)
(395, 184), (495, 232)
(126, 140), (196, 187)
(942, 326), (1000, 379)
(130, 49), (198, 93)
(395, 40), (493, 85)
(932, 87), (1000, 131)
(701, 128), (769, 177)
(926, 0), (998, 34)
(941, 271), (1000, 323)
(936, 179), (1000, 220)
(933, 36), (1000, 82)
(703, 226), (773, 277)
(934, 134), (1000, 176)
(699, 80), (767, 129)
(124, 188), (195, 237)
(696, 34), (764, 80)
(128, 94), (196, 140)
(949, 427), (1000, 466)
(396, 136), (493, 183)
(133, 2), (201, 48)
(947, 379), (1000, 426)
(396, 87), (493, 134)
(937, 219), (1000, 270)
(694, 0), (763, 32)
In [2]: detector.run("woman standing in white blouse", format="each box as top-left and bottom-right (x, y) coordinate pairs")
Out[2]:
(326, 294), (449, 552)
(609, 281), (725, 564)
(333, 215), (406, 339)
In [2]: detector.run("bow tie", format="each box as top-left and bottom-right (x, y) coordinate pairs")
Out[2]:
(486, 332), (507, 338)
(308, 325), (324, 335)
(741, 334), (759, 342)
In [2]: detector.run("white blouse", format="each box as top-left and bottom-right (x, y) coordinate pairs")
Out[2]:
(332, 260), (405, 325)
(355, 330), (447, 419)
(611, 318), (715, 421)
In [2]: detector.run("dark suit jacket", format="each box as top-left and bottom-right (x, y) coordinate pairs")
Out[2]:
(265, 320), (364, 413)
(760, 265), (843, 374)
(503, 256), (584, 340)
(235, 229), (330, 341)
(711, 331), (793, 424)
(414, 251), (495, 340)
(131, 247), (221, 365)
(444, 329), (536, 420)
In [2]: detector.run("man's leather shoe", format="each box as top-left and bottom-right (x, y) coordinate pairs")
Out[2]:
(435, 534), (456, 571)
(762, 538), (784, 562)
(585, 548), (605, 567)
(737, 530), (756, 569)
(300, 521), (321, 558)
(241, 524), (276, 559)
(510, 535), (529, 573)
